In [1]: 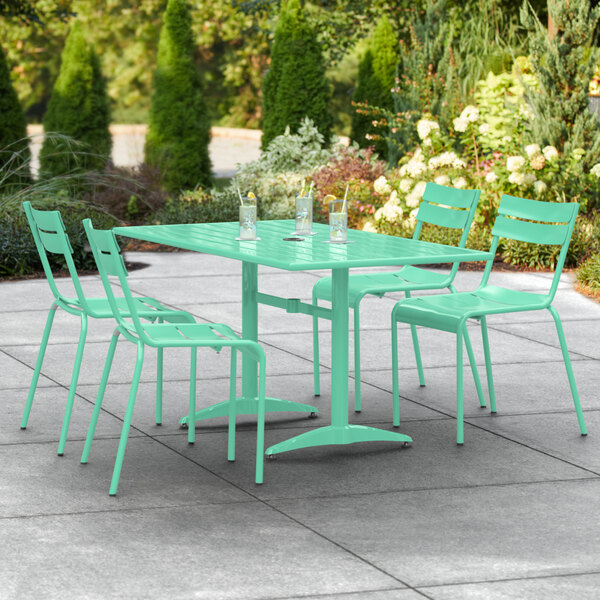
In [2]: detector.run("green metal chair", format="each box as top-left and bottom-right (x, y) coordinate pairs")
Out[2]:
(391, 195), (587, 444)
(21, 201), (195, 455)
(312, 182), (484, 411)
(81, 219), (267, 495)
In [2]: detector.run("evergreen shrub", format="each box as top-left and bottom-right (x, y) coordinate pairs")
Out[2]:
(261, 0), (332, 149)
(0, 43), (30, 187)
(39, 21), (111, 178)
(145, 0), (212, 193)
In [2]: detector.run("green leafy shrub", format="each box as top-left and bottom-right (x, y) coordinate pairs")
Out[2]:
(577, 252), (600, 294)
(233, 118), (332, 219)
(39, 21), (111, 178)
(151, 189), (238, 225)
(145, 0), (212, 193)
(0, 43), (30, 188)
(261, 0), (332, 149)
(0, 200), (117, 277)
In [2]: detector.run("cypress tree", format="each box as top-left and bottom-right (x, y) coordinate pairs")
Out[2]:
(145, 0), (212, 193)
(261, 0), (332, 150)
(0, 42), (30, 187)
(39, 20), (111, 177)
(350, 16), (398, 161)
(521, 0), (600, 167)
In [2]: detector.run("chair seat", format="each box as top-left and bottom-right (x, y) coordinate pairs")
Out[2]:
(392, 285), (548, 333)
(62, 296), (192, 322)
(313, 266), (453, 305)
(139, 321), (240, 347)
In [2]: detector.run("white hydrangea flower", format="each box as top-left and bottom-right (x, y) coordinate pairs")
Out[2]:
(382, 201), (403, 220)
(524, 173), (537, 185)
(399, 178), (413, 192)
(533, 180), (547, 195)
(525, 143), (541, 158)
(542, 145), (558, 162)
(362, 221), (378, 232)
(438, 151), (459, 166)
(485, 171), (498, 183)
(478, 123), (490, 135)
(530, 154), (546, 170)
(413, 181), (427, 198)
(508, 171), (525, 185)
(453, 177), (467, 189)
(374, 207), (384, 220)
(461, 105), (479, 122)
(434, 174), (450, 186)
(373, 175), (391, 195)
(422, 138), (433, 147)
(502, 135), (512, 144)
(428, 156), (441, 169)
(590, 163), (600, 178)
(453, 158), (466, 169)
(406, 159), (427, 178)
(416, 118), (440, 141)
(389, 189), (399, 205)
(453, 116), (469, 132)
(405, 191), (421, 208)
(507, 155), (526, 172)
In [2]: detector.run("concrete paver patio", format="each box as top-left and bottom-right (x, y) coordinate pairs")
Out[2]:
(1, 253), (600, 600)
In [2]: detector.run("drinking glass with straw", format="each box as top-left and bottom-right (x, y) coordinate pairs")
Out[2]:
(328, 184), (349, 242)
(294, 180), (314, 236)
(238, 189), (258, 240)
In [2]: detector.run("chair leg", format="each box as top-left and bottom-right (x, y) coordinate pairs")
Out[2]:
(548, 306), (587, 435)
(480, 317), (497, 413)
(255, 351), (267, 485)
(21, 303), (58, 429)
(353, 302), (362, 412)
(312, 290), (321, 396)
(156, 317), (163, 425)
(391, 306), (400, 428)
(81, 331), (120, 464)
(188, 347), (196, 444)
(228, 349), (237, 461)
(456, 327), (465, 445)
(405, 292), (426, 387)
(57, 312), (88, 456)
(109, 342), (145, 496)
(463, 326), (487, 408)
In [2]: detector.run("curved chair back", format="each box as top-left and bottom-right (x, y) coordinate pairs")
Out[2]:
(481, 195), (579, 301)
(82, 219), (148, 342)
(23, 201), (90, 312)
(413, 182), (481, 277)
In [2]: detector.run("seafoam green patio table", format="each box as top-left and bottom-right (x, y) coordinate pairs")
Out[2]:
(115, 220), (492, 457)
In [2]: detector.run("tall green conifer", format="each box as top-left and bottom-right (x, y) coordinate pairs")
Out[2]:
(145, 0), (212, 193)
(39, 20), (111, 177)
(350, 16), (398, 161)
(0, 42), (30, 187)
(521, 0), (600, 167)
(261, 0), (332, 149)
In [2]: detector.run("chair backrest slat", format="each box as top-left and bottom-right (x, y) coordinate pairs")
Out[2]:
(422, 182), (478, 209)
(498, 194), (576, 223)
(37, 227), (74, 255)
(416, 201), (470, 229)
(492, 215), (570, 246)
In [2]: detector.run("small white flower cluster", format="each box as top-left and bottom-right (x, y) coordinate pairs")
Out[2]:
(428, 151), (465, 170)
(416, 118), (440, 141)
(591, 163), (600, 178)
(399, 149), (427, 178)
(375, 189), (404, 220)
(542, 146), (558, 162)
(373, 175), (392, 195)
(505, 154), (536, 186)
(453, 105), (479, 132)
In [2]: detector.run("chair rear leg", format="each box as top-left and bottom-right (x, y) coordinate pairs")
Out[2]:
(156, 316), (164, 425)
(109, 342), (145, 496)
(548, 306), (587, 435)
(228, 349), (237, 461)
(22, 303), (58, 429)
(480, 317), (497, 413)
(255, 352), (267, 485)
(57, 312), (88, 456)
(391, 307), (401, 428)
(405, 292), (426, 387)
(456, 327), (465, 445)
(463, 326), (487, 408)
(188, 347), (196, 444)
(353, 303), (362, 412)
(81, 331), (120, 464)
(312, 291), (321, 396)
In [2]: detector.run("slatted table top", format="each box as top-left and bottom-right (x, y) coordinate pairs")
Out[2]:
(114, 220), (492, 271)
